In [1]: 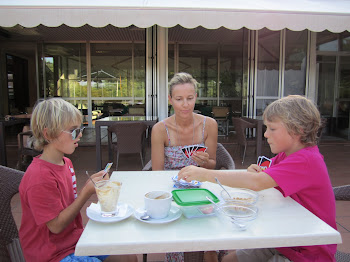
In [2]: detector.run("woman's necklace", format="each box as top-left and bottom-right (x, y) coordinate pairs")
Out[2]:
(175, 114), (195, 146)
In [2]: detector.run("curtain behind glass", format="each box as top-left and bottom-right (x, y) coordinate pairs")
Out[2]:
(284, 30), (307, 96)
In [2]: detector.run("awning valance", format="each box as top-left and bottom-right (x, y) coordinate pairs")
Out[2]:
(1, 0), (350, 32)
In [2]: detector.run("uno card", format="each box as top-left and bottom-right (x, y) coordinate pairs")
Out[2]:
(257, 156), (262, 165)
(188, 146), (194, 156)
(192, 146), (199, 156)
(103, 162), (113, 177)
(182, 147), (189, 158)
(104, 162), (113, 173)
(194, 146), (207, 153)
(259, 156), (272, 170)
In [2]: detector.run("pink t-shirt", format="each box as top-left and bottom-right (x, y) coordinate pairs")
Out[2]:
(264, 146), (337, 262)
(19, 157), (83, 262)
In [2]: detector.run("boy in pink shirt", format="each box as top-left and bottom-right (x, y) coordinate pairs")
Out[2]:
(178, 95), (337, 262)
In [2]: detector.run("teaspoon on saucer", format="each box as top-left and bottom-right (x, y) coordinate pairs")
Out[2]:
(140, 211), (150, 220)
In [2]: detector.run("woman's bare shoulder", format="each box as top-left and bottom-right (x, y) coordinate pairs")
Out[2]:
(153, 117), (174, 132)
(203, 115), (218, 127)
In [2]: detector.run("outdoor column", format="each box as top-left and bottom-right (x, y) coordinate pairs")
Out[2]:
(157, 26), (168, 121)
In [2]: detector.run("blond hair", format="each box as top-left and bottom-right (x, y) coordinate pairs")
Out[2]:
(30, 98), (82, 150)
(169, 72), (198, 97)
(263, 95), (321, 146)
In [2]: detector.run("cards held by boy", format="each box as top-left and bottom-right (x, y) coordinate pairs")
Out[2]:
(257, 156), (272, 170)
(181, 145), (207, 159)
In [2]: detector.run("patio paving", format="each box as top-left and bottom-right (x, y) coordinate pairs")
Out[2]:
(5, 127), (350, 260)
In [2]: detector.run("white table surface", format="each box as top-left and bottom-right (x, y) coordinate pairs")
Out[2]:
(75, 170), (342, 256)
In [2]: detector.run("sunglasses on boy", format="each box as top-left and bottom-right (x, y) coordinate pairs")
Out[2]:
(62, 127), (85, 140)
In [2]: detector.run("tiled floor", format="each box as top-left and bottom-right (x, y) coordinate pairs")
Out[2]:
(6, 128), (350, 260)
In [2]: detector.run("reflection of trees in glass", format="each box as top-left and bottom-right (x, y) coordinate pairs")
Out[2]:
(339, 70), (350, 99)
(45, 60), (54, 97)
(220, 69), (241, 97)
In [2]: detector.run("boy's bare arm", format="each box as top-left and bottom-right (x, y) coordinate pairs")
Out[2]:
(178, 166), (278, 191)
(46, 171), (104, 234)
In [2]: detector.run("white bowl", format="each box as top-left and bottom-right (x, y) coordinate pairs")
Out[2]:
(215, 203), (258, 230)
(220, 188), (259, 205)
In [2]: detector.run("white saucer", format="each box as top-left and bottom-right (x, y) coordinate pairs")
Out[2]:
(134, 206), (182, 224)
(87, 202), (133, 223)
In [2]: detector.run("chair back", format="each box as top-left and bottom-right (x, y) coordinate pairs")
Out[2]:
(17, 130), (41, 171)
(232, 118), (256, 146)
(215, 143), (235, 170)
(316, 118), (327, 145)
(212, 106), (230, 118)
(333, 184), (350, 260)
(128, 107), (145, 116)
(108, 122), (147, 154)
(0, 165), (25, 262)
(142, 143), (235, 171)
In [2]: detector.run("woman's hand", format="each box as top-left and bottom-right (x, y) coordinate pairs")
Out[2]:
(247, 164), (262, 173)
(178, 165), (209, 182)
(191, 151), (210, 167)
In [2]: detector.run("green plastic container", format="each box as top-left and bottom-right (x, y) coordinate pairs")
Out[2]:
(172, 188), (220, 218)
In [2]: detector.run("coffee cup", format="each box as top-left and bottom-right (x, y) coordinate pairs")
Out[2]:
(95, 180), (122, 217)
(144, 190), (172, 219)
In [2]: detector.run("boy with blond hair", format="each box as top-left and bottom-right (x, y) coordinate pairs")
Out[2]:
(178, 95), (337, 262)
(19, 98), (136, 262)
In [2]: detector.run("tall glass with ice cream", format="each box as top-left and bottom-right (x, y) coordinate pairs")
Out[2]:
(95, 180), (122, 217)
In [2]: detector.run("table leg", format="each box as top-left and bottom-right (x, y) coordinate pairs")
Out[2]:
(226, 119), (229, 136)
(0, 122), (7, 166)
(96, 124), (102, 171)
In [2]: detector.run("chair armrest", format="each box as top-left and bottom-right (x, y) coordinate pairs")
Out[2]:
(18, 131), (33, 150)
(241, 119), (257, 129)
(19, 131), (33, 136)
(333, 185), (350, 201)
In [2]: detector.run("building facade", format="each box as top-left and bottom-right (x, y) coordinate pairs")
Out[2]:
(1, 1), (350, 139)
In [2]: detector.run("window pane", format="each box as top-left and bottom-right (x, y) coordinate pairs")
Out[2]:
(339, 56), (350, 100)
(256, 99), (276, 117)
(341, 32), (350, 51)
(168, 44), (175, 81)
(284, 30), (307, 96)
(317, 31), (338, 51)
(179, 44), (218, 105)
(220, 40), (244, 115)
(44, 44), (87, 99)
(257, 29), (280, 97)
(317, 55), (336, 117)
(90, 43), (145, 106)
(134, 43), (146, 105)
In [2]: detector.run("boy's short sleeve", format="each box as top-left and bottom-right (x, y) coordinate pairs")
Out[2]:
(264, 152), (314, 197)
(26, 178), (65, 225)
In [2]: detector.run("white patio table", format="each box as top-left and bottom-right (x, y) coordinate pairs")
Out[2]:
(75, 170), (342, 256)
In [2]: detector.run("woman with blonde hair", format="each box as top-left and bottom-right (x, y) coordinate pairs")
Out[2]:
(151, 72), (218, 171)
(151, 72), (223, 262)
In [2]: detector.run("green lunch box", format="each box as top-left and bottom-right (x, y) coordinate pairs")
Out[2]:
(172, 188), (220, 218)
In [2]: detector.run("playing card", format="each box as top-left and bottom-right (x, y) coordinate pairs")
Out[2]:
(258, 156), (272, 170)
(187, 146), (193, 156)
(257, 156), (262, 165)
(103, 162), (113, 173)
(102, 162), (113, 177)
(182, 147), (189, 158)
(194, 146), (207, 153)
(190, 146), (198, 156)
